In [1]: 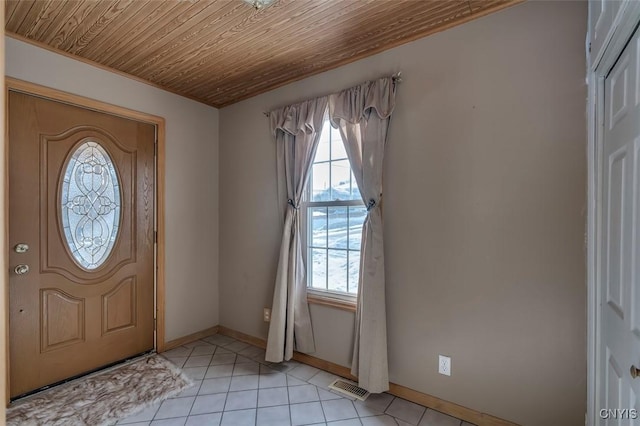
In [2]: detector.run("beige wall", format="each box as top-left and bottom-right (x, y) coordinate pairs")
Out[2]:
(219, 2), (587, 425)
(5, 37), (220, 342)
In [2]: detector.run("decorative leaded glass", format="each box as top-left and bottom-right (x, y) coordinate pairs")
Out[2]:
(61, 141), (121, 270)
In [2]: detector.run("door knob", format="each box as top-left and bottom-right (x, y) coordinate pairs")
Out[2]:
(14, 264), (29, 275)
(631, 365), (640, 379)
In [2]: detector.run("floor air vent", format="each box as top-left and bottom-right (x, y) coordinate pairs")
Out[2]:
(328, 379), (370, 401)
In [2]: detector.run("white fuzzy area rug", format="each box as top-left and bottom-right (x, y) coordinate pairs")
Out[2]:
(7, 354), (193, 426)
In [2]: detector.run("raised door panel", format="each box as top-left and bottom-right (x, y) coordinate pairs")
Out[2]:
(102, 277), (137, 335)
(606, 146), (627, 320)
(40, 289), (85, 352)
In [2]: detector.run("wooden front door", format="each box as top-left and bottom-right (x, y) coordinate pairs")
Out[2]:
(8, 91), (155, 399)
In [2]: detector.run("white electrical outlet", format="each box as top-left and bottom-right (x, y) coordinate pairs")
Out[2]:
(439, 355), (451, 376)
(263, 308), (271, 322)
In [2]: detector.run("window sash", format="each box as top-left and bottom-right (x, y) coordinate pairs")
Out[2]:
(303, 119), (363, 297)
(303, 201), (363, 297)
(305, 199), (363, 208)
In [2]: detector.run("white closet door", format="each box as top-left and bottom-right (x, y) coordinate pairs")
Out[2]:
(598, 25), (640, 424)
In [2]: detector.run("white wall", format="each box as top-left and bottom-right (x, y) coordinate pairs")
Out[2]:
(5, 37), (220, 341)
(219, 2), (587, 425)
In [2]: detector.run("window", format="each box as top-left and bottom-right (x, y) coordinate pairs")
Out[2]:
(61, 140), (121, 270)
(304, 119), (365, 297)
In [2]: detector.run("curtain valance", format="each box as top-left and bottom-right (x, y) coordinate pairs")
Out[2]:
(329, 76), (396, 126)
(269, 97), (328, 136)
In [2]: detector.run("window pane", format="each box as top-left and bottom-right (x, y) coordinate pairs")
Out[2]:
(310, 248), (327, 290)
(311, 162), (330, 201)
(350, 171), (362, 200)
(328, 249), (348, 293)
(348, 206), (366, 251)
(61, 141), (121, 270)
(330, 159), (351, 200)
(328, 207), (348, 249)
(310, 207), (327, 248)
(331, 132), (348, 161)
(315, 121), (331, 162)
(348, 250), (360, 294)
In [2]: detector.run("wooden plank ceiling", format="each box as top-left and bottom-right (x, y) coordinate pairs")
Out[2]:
(6, 0), (520, 108)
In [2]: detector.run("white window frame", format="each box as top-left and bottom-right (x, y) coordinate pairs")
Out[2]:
(302, 119), (363, 303)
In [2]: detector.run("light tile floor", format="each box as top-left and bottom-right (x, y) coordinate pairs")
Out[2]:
(116, 335), (475, 426)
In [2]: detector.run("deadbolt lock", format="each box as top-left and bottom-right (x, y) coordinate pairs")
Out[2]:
(14, 244), (29, 254)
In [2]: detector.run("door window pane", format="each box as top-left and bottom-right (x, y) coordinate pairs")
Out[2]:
(61, 141), (121, 270)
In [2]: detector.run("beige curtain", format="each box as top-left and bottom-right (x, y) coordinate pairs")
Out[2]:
(328, 76), (396, 392)
(265, 96), (328, 362)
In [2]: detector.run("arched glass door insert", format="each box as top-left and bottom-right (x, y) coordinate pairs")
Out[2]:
(60, 140), (121, 270)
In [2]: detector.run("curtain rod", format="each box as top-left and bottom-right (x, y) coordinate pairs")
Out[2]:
(262, 72), (402, 117)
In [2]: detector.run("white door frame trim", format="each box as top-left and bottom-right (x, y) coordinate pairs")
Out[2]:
(587, 5), (640, 425)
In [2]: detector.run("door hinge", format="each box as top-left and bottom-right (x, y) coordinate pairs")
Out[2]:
(154, 140), (158, 157)
(154, 230), (157, 244)
(154, 318), (157, 331)
(588, 42), (591, 53)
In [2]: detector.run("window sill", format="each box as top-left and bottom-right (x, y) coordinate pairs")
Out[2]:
(307, 292), (357, 312)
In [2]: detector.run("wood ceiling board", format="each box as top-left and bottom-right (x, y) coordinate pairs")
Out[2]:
(111, 1), (226, 73)
(72, 0), (149, 57)
(201, 1), (471, 104)
(20, 0), (69, 40)
(179, 0), (420, 95)
(210, 0), (521, 107)
(48, 1), (101, 48)
(145, 0), (339, 86)
(55, 0), (118, 51)
(469, 0), (513, 13)
(57, 0), (132, 53)
(95, 1), (188, 66)
(154, 2), (320, 87)
(5, 1), (19, 24)
(5, 0), (523, 108)
(6, 1), (35, 31)
(126, 1), (250, 77)
(30, 1), (84, 45)
(15, 0), (47, 34)
(155, 0), (357, 88)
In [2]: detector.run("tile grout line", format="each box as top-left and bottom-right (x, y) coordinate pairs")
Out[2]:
(316, 383), (328, 425)
(142, 336), (471, 426)
(414, 404), (427, 426)
(286, 371), (293, 426)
